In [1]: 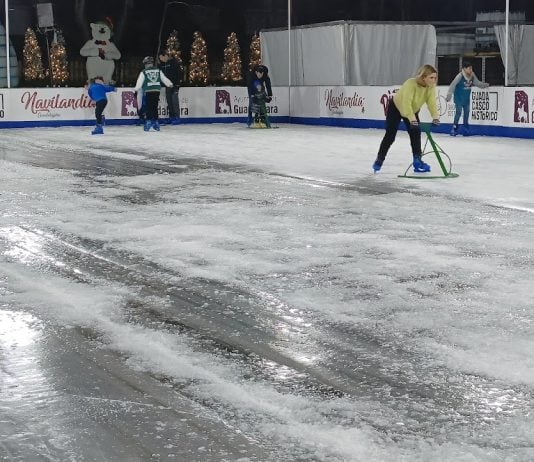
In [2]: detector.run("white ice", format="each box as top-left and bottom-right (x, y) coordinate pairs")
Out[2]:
(1, 123), (533, 461)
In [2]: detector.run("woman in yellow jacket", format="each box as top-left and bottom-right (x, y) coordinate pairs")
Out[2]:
(373, 64), (440, 173)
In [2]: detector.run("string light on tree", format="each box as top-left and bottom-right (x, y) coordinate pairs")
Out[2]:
(50, 29), (69, 86)
(165, 30), (185, 80)
(221, 32), (242, 83)
(249, 34), (261, 71)
(189, 31), (209, 85)
(165, 30), (183, 69)
(23, 28), (46, 83)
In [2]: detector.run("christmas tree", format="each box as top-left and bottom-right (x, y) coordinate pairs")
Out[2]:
(50, 30), (69, 86)
(188, 31), (209, 85)
(23, 28), (46, 83)
(221, 32), (242, 84)
(249, 34), (261, 71)
(165, 30), (183, 68)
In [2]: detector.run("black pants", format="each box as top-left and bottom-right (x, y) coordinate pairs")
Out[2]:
(165, 86), (179, 118)
(145, 91), (161, 121)
(376, 102), (421, 163)
(95, 99), (107, 124)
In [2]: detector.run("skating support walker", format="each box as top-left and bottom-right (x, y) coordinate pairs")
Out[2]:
(398, 123), (459, 179)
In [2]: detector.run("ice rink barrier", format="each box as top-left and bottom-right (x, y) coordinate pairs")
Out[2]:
(0, 85), (533, 139)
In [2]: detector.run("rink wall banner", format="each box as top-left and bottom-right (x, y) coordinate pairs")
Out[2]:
(0, 87), (289, 126)
(183, 86), (289, 121)
(312, 85), (503, 125)
(0, 86), (534, 139)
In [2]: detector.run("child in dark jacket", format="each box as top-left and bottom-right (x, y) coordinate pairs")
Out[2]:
(246, 65), (273, 127)
(87, 76), (116, 135)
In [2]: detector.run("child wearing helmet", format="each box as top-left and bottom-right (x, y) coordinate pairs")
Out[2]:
(134, 56), (173, 131)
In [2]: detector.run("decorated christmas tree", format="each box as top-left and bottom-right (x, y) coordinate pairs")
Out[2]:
(165, 30), (183, 68)
(50, 30), (69, 86)
(249, 34), (261, 71)
(221, 32), (242, 83)
(23, 28), (46, 83)
(189, 31), (209, 85)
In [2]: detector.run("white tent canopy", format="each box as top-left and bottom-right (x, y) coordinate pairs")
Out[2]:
(495, 25), (534, 86)
(0, 25), (19, 88)
(260, 22), (437, 86)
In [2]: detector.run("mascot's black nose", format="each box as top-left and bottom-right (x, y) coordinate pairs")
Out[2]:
(99, 27), (105, 34)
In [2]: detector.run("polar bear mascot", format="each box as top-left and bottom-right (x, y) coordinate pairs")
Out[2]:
(80, 17), (121, 84)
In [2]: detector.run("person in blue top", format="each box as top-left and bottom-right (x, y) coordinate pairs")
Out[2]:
(134, 56), (173, 132)
(87, 76), (116, 135)
(446, 61), (489, 136)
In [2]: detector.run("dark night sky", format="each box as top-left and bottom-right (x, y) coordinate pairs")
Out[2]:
(3, 0), (534, 60)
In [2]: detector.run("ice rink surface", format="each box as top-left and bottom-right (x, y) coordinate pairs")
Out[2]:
(1, 123), (533, 461)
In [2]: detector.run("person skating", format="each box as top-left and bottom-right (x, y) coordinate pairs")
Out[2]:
(249, 80), (271, 128)
(246, 64), (272, 127)
(87, 76), (116, 135)
(446, 61), (490, 136)
(134, 56), (173, 132)
(372, 64), (440, 173)
(158, 51), (183, 124)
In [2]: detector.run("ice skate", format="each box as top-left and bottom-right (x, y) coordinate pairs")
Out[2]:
(413, 156), (431, 173)
(372, 160), (382, 173)
(143, 120), (151, 132)
(91, 124), (104, 135)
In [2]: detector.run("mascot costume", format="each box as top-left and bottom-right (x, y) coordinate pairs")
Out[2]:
(80, 17), (121, 84)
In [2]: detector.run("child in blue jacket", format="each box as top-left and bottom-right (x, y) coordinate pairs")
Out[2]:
(87, 76), (116, 135)
(446, 62), (489, 136)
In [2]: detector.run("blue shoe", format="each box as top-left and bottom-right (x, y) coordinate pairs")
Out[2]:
(372, 160), (382, 172)
(450, 126), (457, 136)
(152, 120), (160, 131)
(462, 126), (472, 136)
(143, 121), (151, 132)
(91, 124), (103, 135)
(171, 118), (181, 125)
(413, 156), (431, 173)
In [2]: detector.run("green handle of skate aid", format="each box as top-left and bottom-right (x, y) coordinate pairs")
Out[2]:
(423, 126), (449, 176)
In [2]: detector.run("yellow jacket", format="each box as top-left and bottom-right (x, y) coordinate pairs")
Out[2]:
(393, 78), (438, 122)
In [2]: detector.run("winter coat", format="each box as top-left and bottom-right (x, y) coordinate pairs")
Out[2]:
(447, 70), (489, 106)
(158, 58), (183, 87)
(88, 82), (116, 102)
(246, 65), (272, 98)
(134, 66), (173, 93)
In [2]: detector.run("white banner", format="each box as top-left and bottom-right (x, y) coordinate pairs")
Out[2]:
(505, 87), (534, 127)
(0, 87), (289, 122)
(0, 86), (532, 135)
(183, 86), (288, 119)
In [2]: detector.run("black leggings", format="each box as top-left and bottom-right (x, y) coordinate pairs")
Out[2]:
(95, 99), (107, 124)
(376, 102), (421, 163)
(145, 91), (161, 121)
